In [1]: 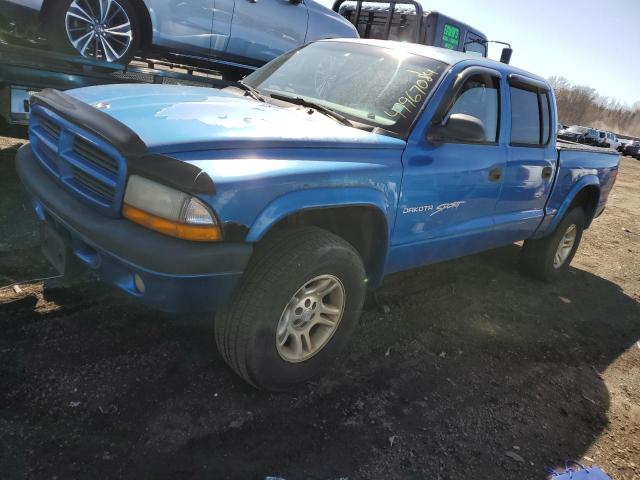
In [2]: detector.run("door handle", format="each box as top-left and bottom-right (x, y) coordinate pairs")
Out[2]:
(542, 166), (553, 179)
(488, 167), (503, 182)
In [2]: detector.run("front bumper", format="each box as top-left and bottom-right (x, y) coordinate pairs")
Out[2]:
(16, 144), (252, 312)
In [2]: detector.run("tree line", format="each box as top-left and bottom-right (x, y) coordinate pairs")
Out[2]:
(548, 76), (640, 138)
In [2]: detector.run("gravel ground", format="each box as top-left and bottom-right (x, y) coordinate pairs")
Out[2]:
(1, 133), (639, 479)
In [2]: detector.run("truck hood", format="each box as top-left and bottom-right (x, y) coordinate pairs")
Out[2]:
(66, 84), (406, 153)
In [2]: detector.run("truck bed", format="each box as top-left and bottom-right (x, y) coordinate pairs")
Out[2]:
(557, 138), (620, 155)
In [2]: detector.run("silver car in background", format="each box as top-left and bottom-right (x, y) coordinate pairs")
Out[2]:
(0, 0), (358, 74)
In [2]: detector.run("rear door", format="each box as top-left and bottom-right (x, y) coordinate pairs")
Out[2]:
(147, 0), (215, 55)
(225, 0), (309, 66)
(493, 75), (556, 242)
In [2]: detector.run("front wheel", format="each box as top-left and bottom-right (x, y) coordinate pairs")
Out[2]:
(47, 0), (141, 65)
(520, 207), (586, 282)
(214, 226), (367, 390)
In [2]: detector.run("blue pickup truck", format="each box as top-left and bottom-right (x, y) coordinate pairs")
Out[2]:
(16, 39), (620, 390)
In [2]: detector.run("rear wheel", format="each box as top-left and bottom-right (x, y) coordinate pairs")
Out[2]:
(47, 0), (141, 65)
(520, 207), (586, 282)
(214, 226), (366, 391)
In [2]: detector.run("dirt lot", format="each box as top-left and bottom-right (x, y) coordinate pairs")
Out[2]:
(1, 132), (639, 480)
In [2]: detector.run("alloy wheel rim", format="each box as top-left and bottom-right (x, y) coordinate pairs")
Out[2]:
(276, 274), (346, 363)
(554, 224), (577, 269)
(65, 0), (133, 62)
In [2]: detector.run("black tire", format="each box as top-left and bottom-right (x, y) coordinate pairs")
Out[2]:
(47, 0), (141, 66)
(214, 226), (366, 391)
(520, 207), (586, 282)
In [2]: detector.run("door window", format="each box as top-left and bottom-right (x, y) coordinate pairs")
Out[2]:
(510, 87), (551, 146)
(445, 74), (500, 143)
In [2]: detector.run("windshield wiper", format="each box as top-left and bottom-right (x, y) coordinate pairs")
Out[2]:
(235, 81), (267, 102)
(269, 93), (354, 127)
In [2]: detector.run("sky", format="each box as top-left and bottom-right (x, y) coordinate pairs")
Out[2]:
(319, 0), (640, 107)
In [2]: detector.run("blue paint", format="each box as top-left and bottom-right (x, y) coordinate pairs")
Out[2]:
(29, 104), (128, 218)
(19, 41), (620, 312)
(66, 84), (404, 153)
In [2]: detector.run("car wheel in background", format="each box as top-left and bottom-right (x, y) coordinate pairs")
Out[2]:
(48, 0), (141, 65)
(520, 207), (586, 282)
(214, 226), (367, 391)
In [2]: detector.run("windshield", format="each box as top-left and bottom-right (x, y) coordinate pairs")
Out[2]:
(244, 41), (449, 138)
(566, 126), (588, 133)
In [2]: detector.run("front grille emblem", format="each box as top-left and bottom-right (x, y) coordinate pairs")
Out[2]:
(94, 102), (111, 110)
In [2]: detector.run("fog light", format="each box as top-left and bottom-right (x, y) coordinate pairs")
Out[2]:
(134, 274), (146, 294)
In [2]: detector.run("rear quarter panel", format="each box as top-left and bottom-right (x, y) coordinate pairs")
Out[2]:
(536, 147), (620, 236)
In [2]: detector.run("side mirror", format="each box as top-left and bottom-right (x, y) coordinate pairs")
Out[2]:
(500, 47), (513, 64)
(429, 113), (487, 144)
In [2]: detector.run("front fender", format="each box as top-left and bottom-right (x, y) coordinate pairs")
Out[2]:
(247, 187), (392, 242)
(535, 174), (600, 238)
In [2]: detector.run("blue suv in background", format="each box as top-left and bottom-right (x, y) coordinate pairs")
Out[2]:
(0, 0), (358, 74)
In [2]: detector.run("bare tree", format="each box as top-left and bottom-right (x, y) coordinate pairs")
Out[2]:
(549, 76), (640, 137)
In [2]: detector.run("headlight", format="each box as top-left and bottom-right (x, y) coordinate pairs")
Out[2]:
(122, 175), (222, 242)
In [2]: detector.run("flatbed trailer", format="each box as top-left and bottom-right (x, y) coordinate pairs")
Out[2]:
(0, 43), (223, 126)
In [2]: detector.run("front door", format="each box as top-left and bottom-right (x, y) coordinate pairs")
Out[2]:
(389, 67), (507, 274)
(225, 0), (309, 66)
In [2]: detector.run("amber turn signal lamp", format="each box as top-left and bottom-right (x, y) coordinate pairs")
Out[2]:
(122, 204), (222, 242)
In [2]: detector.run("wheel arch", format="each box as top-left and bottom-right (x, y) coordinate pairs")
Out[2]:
(128, 0), (153, 52)
(568, 184), (600, 228)
(247, 188), (392, 287)
(546, 176), (601, 234)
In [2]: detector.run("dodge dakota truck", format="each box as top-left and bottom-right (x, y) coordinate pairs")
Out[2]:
(16, 39), (620, 390)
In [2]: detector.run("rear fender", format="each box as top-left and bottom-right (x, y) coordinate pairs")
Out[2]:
(535, 175), (600, 238)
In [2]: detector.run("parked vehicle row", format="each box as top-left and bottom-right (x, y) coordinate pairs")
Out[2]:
(558, 125), (626, 151)
(558, 125), (600, 145)
(16, 39), (620, 389)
